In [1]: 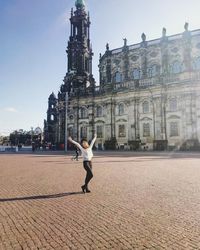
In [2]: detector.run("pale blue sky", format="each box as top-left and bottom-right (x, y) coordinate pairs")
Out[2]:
(0, 0), (200, 135)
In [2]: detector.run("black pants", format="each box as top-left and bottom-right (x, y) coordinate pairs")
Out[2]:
(83, 161), (93, 187)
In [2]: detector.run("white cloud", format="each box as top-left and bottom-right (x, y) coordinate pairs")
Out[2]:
(4, 107), (18, 113)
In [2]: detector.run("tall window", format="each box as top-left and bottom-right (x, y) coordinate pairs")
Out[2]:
(115, 72), (122, 83)
(142, 101), (149, 114)
(80, 107), (87, 118)
(106, 65), (111, 82)
(80, 126), (87, 138)
(97, 125), (103, 138)
(68, 127), (73, 137)
(147, 65), (159, 78)
(118, 124), (126, 137)
(169, 98), (177, 112)
(193, 57), (200, 70)
(143, 123), (150, 137)
(96, 106), (103, 117)
(171, 61), (182, 74)
(170, 122), (179, 137)
(118, 103), (124, 115)
(152, 64), (159, 77)
(133, 68), (141, 80)
(50, 115), (54, 121)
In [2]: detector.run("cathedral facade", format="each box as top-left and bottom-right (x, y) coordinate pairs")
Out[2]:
(44, 0), (200, 150)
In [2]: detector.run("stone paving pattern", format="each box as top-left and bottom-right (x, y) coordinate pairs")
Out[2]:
(0, 151), (200, 250)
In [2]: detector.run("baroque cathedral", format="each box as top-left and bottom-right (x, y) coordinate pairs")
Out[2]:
(44, 0), (200, 150)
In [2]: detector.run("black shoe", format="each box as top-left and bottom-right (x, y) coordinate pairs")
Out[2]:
(85, 188), (91, 193)
(81, 185), (86, 193)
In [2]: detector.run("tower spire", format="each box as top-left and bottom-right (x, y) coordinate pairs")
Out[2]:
(63, 0), (95, 95)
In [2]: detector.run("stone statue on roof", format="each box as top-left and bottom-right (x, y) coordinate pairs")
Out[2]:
(141, 33), (146, 42)
(123, 38), (127, 47)
(184, 22), (189, 31)
(183, 22), (191, 40)
(162, 27), (167, 37)
(106, 43), (109, 51)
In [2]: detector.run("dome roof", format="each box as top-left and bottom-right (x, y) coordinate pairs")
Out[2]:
(75, 0), (85, 8)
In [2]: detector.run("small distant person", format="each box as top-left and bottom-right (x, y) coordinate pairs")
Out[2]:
(32, 142), (35, 152)
(71, 147), (79, 161)
(75, 147), (79, 161)
(68, 134), (97, 193)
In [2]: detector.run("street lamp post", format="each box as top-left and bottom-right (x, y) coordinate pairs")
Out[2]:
(65, 92), (68, 152)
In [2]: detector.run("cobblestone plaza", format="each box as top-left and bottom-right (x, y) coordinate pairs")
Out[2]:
(0, 152), (200, 249)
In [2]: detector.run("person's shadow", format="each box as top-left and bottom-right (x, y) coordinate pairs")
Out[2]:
(0, 192), (83, 203)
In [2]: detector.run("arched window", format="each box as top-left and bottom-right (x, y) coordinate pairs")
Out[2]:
(96, 106), (103, 117)
(169, 98), (177, 112)
(171, 61), (182, 74)
(50, 115), (54, 121)
(80, 107), (87, 119)
(133, 68), (141, 80)
(142, 101), (149, 114)
(80, 126), (87, 139)
(118, 103), (124, 115)
(115, 72), (122, 83)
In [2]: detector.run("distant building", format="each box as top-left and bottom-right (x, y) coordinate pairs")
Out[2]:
(44, 0), (200, 150)
(0, 136), (4, 145)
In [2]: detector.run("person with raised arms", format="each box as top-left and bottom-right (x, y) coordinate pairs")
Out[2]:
(68, 133), (97, 193)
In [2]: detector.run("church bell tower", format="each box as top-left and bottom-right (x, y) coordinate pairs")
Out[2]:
(63, 0), (95, 95)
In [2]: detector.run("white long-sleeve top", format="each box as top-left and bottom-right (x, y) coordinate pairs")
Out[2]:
(69, 135), (97, 161)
